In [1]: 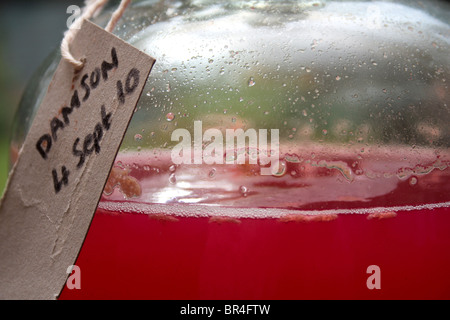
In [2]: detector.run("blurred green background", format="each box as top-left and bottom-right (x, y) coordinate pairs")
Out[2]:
(0, 0), (83, 196)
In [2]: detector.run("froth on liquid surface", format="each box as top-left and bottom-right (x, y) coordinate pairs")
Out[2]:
(101, 145), (450, 217)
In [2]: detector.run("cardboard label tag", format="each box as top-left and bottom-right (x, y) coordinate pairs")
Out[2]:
(0, 19), (155, 299)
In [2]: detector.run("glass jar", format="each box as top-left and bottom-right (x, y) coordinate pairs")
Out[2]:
(11, 0), (450, 299)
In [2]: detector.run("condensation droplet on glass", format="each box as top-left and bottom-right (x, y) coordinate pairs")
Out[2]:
(209, 168), (216, 178)
(169, 173), (176, 184)
(239, 185), (248, 195)
(169, 164), (176, 172)
(336, 76), (341, 81)
(272, 160), (287, 177)
(134, 134), (143, 142)
(166, 112), (175, 121)
(248, 77), (255, 87)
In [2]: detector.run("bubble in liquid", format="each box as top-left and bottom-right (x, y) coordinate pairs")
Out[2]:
(166, 112), (175, 121)
(409, 177), (418, 186)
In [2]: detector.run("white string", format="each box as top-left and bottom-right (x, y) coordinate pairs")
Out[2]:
(105, 0), (132, 32)
(61, 0), (132, 71)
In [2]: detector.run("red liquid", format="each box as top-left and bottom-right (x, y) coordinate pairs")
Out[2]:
(59, 149), (450, 300)
(59, 206), (450, 300)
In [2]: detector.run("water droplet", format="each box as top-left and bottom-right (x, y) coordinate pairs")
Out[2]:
(169, 164), (176, 172)
(336, 76), (341, 81)
(208, 168), (216, 178)
(143, 165), (150, 171)
(272, 160), (287, 177)
(322, 129), (328, 135)
(248, 77), (255, 87)
(409, 177), (418, 186)
(134, 134), (143, 142)
(169, 173), (176, 184)
(166, 112), (175, 121)
(239, 185), (248, 196)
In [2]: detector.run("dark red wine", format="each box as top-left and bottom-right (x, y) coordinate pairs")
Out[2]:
(59, 149), (450, 299)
